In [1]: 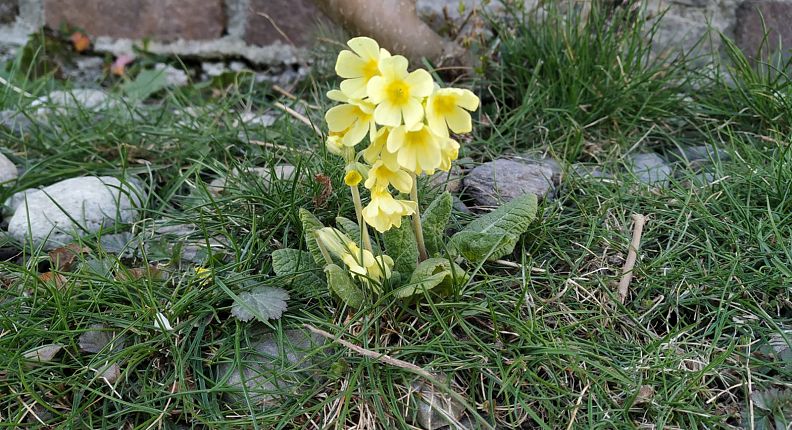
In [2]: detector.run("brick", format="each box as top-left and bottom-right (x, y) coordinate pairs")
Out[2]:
(736, 1), (792, 61)
(44, 0), (225, 42)
(0, 0), (18, 24)
(244, 0), (324, 46)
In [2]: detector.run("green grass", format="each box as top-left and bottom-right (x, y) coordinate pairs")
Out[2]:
(1, 3), (791, 429)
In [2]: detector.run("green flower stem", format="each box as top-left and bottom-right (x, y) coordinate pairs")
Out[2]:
(409, 172), (429, 261)
(349, 185), (374, 253)
(314, 233), (334, 266)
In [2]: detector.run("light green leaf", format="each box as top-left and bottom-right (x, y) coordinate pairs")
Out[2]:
(231, 286), (289, 322)
(454, 193), (537, 262)
(271, 248), (325, 289)
(299, 208), (325, 265)
(393, 258), (467, 298)
(336, 216), (379, 253)
(325, 264), (366, 308)
(421, 192), (452, 256)
(449, 231), (518, 263)
(383, 221), (419, 275)
(121, 68), (168, 101)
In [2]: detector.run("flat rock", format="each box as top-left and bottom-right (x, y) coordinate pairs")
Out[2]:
(217, 329), (325, 407)
(30, 89), (119, 116)
(427, 165), (463, 193)
(570, 163), (610, 179)
(463, 158), (560, 206)
(0, 110), (35, 134)
(7, 176), (144, 250)
(0, 150), (17, 183)
(669, 145), (730, 169)
(627, 153), (672, 186)
(154, 63), (190, 87)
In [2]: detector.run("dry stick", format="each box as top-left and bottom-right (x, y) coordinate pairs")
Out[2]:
(145, 380), (178, 430)
(618, 214), (647, 304)
(272, 85), (320, 110)
(565, 383), (591, 430)
(274, 101), (322, 135)
(249, 139), (312, 155)
(0, 75), (33, 98)
(304, 324), (495, 430)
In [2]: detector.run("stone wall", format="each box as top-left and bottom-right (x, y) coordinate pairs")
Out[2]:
(0, 0), (789, 65)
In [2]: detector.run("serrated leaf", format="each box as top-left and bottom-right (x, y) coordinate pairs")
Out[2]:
(421, 192), (452, 256)
(449, 231), (518, 263)
(455, 193), (537, 262)
(383, 221), (419, 275)
(325, 264), (366, 308)
(232, 286), (289, 322)
(393, 258), (467, 298)
(271, 248), (325, 289)
(299, 208), (326, 265)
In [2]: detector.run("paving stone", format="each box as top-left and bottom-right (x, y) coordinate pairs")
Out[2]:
(464, 158), (560, 206)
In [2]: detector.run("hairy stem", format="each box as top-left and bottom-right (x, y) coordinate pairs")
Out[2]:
(349, 185), (373, 253)
(410, 172), (428, 261)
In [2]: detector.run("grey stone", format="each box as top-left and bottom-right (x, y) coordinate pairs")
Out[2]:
(669, 145), (730, 168)
(31, 89), (119, 116)
(0, 150), (17, 183)
(7, 176), (144, 250)
(409, 379), (466, 430)
(79, 323), (125, 354)
(0, 0), (18, 24)
(154, 63), (189, 87)
(209, 165), (296, 196)
(452, 196), (471, 214)
(463, 158), (559, 206)
(427, 165), (463, 193)
(244, 0), (325, 47)
(4, 189), (38, 216)
(627, 153), (672, 186)
(0, 110), (34, 134)
(571, 163), (610, 179)
(736, 1), (792, 63)
(217, 329), (326, 407)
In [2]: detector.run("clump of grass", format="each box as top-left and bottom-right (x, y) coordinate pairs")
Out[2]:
(482, 2), (692, 159)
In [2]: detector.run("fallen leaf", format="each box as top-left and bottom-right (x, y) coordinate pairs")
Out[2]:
(115, 265), (163, 281)
(23, 344), (63, 363)
(79, 323), (125, 353)
(313, 174), (333, 208)
(635, 385), (655, 405)
(39, 272), (67, 288)
(111, 53), (135, 76)
(48, 243), (89, 271)
(96, 362), (120, 383)
(70, 31), (90, 52)
(154, 312), (173, 331)
(231, 286), (289, 322)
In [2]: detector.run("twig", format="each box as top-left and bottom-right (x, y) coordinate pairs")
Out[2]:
(303, 324), (495, 430)
(145, 380), (178, 430)
(0, 75), (33, 98)
(565, 383), (590, 430)
(274, 102), (322, 135)
(618, 214), (646, 304)
(273, 85), (320, 110)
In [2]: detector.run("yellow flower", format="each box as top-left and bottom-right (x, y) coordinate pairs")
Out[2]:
(437, 136), (460, 172)
(326, 132), (345, 156)
(335, 37), (391, 99)
(426, 88), (480, 137)
(363, 127), (400, 171)
(344, 170), (363, 186)
(362, 188), (417, 233)
(315, 227), (393, 286)
(386, 124), (443, 175)
(366, 55), (434, 127)
(315, 227), (353, 257)
(364, 160), (413, 193)
(325, 90), (376, 147)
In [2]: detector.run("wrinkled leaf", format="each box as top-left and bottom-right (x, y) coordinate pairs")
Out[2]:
(48, 243), (89, 271)
(271, 248), (325, 289)
(421, 192), (452, 256)
(453, 193), (537, 262)
(79, 323), (125, 354)
(231, 286), (289, 322)
(39, 272), (67, 288)
(384, 221), (419, 276)
(299, 208), (326, 265)
(449, 231), (517, 263)
(394, 258), (467, 298)
(325, 264), (366, 308)
(23, 344), (63, 363)
(121, 68), (167, 101)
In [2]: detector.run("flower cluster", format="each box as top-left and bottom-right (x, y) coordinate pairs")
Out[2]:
(325, 37), (479, 234)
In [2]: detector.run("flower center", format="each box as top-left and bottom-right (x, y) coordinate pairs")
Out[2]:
(362, 59), (379, 80)
(432, 94), (456, 115)
(386, 80), (411, 105)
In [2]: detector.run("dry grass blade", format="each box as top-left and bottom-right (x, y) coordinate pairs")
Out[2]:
(618, 214), (646, 304)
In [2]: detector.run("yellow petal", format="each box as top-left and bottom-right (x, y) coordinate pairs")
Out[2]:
(347, 37), (379, 60)
(456, 88), (480, 111)
(391, 169), (413, 193)
(344, 170), (362, 186)
(445, 107), (472, 134)
(327, 89), (349, 103)
(375, 101), (402, 127)
(366, 76), (387, 104)
(340, 78), (368, 99)
(402, 98), (425, 129)
(386, 126), (407, 152)
(343, 119), (369, 146)
(405, 69), (434, 97)
(378, 55), (408, 79)
(325, 104), (357, 132)
(335, 50), (365, 78)
(426, 109), (449, 137)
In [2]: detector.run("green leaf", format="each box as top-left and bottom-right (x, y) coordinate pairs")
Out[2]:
(271, 248), (325, 289)
(336, 216), (379, 253)
(393, 258), (467, 298)
(299, 208), (326, 265)
(449, 231), (518, 263)
(421, 192), (452, 256)
(325, 264), (366, 308)
(121, 68), (168, 101)
(383, 221), (419, 276)
(231, 286), (289, 322)
(453, 193), (537, 262)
